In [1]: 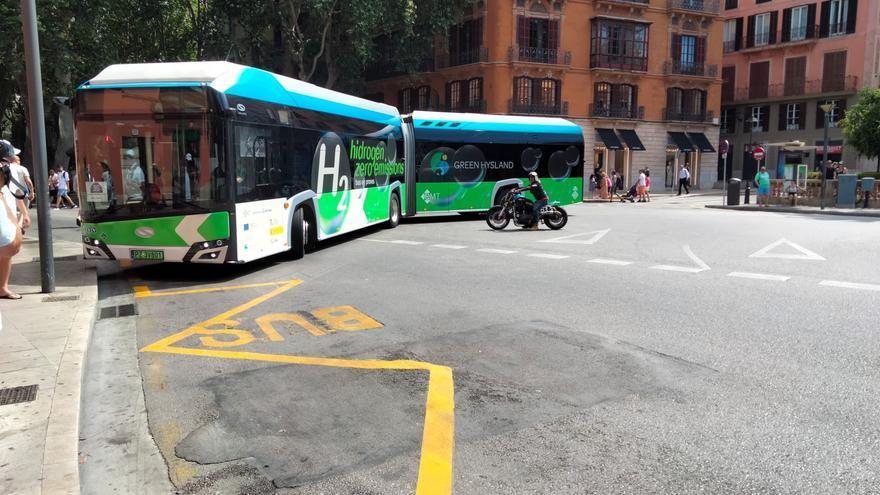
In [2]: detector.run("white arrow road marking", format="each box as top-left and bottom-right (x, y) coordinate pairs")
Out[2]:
(393, 240), (424, 245)
(819, 280), (880, 292)
(476, 248), (517, 254)
(174, 214), (209, 245)
(728, 272), (790, 282)
(431, 244), (467, 250)
(538, 229), (610, 245)
(749, 238), (825, 260)
(651, 245), (710, 273)
(587, 258), (633, 266)
(528, 253), (569, 259)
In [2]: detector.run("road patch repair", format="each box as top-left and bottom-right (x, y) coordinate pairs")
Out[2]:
(134, 279), (714, 493)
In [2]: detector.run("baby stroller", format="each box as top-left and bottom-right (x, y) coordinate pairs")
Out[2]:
(619, 182), (637, 202)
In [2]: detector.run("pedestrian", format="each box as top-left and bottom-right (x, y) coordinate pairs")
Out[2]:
(0, 141), (24, 301)
(0, 141), (32, 231)
(637, 169), (647, 202)
(677, 165), (690, 195)
(754, 165), (771, 207)
(588, 173), (596, 197)
(597, 169), (608, 199)
(644, 169), (651, 202)
(48, 167), (58, 205)
(609, 170), (623, 202)
(53, 163), (77, 209)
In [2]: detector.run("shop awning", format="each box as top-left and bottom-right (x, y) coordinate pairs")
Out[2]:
(687, 132), (716, 152)
(667, 132), (694, 152)
(596, 128), (623, 150)
(617, 129), (645, 151)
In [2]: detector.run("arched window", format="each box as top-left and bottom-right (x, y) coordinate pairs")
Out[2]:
(514, 77), (533, 105)
(446, 81), (462, 110)
(417, 86), (431, 110)
(595, 82), (612, 112)
(667, 87), (684, 114)
(467, 78), (483, 107)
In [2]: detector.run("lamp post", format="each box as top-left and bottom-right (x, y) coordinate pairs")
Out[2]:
(819, 102), (835, 210)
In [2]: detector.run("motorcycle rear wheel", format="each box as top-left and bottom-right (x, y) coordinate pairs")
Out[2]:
(544, 206), (568, 230)
(486, 206), (510, 230)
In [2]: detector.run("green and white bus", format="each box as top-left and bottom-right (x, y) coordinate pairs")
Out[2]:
(74, 62), (583, 264)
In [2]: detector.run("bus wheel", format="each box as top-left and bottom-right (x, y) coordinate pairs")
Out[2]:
(385, 192), (401, 228)
(289, 207), (306, 260)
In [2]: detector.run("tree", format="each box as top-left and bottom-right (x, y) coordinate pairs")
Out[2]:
(840, 87), (880, 172)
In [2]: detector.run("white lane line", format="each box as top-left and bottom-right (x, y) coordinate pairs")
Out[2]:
(476, 248), (517, 254)
(360, 239), (393, 243)
(392, 240), (424, 245)
(819, 280), (880, 292)
(651, 265), (703, 273)
(527, 253), (570, 260)
(430, 244), (468, 250)
(728, 272), (790, 282)
(587, 258), (633, 266)
(538, 229), (610, 245)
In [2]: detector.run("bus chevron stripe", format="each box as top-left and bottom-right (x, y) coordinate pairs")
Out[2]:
(174, 214), (209, 245)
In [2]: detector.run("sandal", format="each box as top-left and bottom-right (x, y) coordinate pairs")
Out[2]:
(0, 292), (22, 300)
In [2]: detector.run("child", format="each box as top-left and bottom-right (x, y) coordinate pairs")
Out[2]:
(786, 181), (801, 206)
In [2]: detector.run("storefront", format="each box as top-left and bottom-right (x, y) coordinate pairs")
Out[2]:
(594, 127), (646, 189)
(666, 132), (715, 189)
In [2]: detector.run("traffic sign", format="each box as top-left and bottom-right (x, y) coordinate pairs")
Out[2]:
(752, 146), (765, 161)
(720, 139), (729, 156)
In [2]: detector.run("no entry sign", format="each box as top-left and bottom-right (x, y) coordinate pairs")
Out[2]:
(752, 146), (765, 161)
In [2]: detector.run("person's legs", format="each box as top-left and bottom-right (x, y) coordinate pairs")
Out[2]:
(0, 256), (19, 299)
(677, 179), (683, 195)
(684, 179), (690, 194)
(533, 199), (546, 227)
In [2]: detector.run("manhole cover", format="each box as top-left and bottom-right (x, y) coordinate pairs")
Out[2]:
(0, 385), (39, 406)
(99, 304), (137, 320)
(42, 294), (81, 303)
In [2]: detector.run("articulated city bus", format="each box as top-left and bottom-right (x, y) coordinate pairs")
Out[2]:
(74, 62), (583, 264)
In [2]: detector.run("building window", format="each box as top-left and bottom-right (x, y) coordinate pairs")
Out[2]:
(417, 86), (431, 110)
(822, 50), (848, 92)
(754, 13), (770, 46)
(784, 56), (807, 97)
(747, 105), (769, 132)
(467, 78), (483, 108)
(447, 81), (462, 110)
(666, 88), (706, 121)
(828, 0), (848, 36)
(748, 61), (770, 100)
(512, 77), (561, 114)
(590, 19), (648, 71)
(399, 88), (414, 113)
(725, 0), (738, 9)
(816, 99), (843, 128)
(593, 82), (638, 118)
(516, 15), (560, 63)
(448, 18), (484, 66)
(786, 103), (802, 130)
(790, 5), (808, 41)
(723, 20), (737, 53)
(721, 66), (735, 102)
(720, 107), (737, 133)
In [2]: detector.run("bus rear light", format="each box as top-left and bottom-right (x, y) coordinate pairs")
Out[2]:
(284, 202), (290, 209)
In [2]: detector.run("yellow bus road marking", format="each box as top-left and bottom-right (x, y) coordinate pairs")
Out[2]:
(134, 280), (297, 298)
(138, 280), (455, 494)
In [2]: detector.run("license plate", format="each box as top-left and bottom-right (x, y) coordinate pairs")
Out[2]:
(130, 249), (164, 261)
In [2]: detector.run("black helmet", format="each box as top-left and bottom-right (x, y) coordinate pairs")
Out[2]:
(0, 140), (14, 161)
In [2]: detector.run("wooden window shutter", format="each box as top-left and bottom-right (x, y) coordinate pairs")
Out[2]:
(749, 61), (770, 99)
(722, 66), (735, 102)
(631, 85), (638, 111)
(781, 8), (791, 43)
(798, 103), (806, 130)
(445, 82), (451, 109)
(838, 98), (847, 121)
(517, 16), (528, 47)
(819, 1), (830, 38)
(666, 87), (674, 113)
(761, 106), (770, 130)
(682, 90), (693, 115)
(822, 51), (846, 92)
(671, 33), (681, 59)
(696, 37), (706, 65)
(548, 19), (559, 50)
(746, 15), (756, 48)
(769, 11), (779, 44)
(461, 80), (470, 108)
(815, 102), (825, 129)
(846, 0), (857, 34)
(806, 4), (817, 38)
(735, 18), (743, 51)
(778, 104), (787, 131)
(744, 107), (752, 133)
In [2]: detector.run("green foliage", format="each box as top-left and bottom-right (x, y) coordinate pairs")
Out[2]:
(840, 87), (880, 172)
(807, 171), (822, 180)
(857, 172), (880, 179)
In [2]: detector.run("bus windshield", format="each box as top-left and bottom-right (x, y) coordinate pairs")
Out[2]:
(75, 87), (228, 221)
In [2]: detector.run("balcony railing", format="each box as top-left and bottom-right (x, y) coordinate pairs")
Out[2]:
(668, 0), (720, 15)
(726, 76), (860, 102)
(664, 60), (718, 78)
(438, 47), (488, 69)
(589, 103), (645, 120)
(828, 22), (847, 37)
(664, 108), (713, 122)
(446, 99), (487, 113)
(595, 0), (649, 4)
(510, 46), (570, 65)
(722, 40), (736, 53)
(739, 25), (819, 51)
(590, 53), (648, 72)
(509, 100), (568, 116)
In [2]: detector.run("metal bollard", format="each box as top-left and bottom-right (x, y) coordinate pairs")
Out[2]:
(744, 182), (751, 204)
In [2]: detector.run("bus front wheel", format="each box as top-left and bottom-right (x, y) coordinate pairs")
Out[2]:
(289, 207), (306, 260)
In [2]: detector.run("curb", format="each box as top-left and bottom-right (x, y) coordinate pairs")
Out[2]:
(40, 262), (98, 495)
(705, 204), (880, 218)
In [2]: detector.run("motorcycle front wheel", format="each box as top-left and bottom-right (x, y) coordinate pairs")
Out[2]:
(486, 206), (510, 230)
(544, 206), (568, 230)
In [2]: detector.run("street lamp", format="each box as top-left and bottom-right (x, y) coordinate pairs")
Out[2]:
(819, 102), (835, 210)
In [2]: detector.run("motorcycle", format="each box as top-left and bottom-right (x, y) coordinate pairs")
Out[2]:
(486, 189), (568, 231)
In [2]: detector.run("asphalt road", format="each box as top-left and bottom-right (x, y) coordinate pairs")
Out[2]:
(82, 194), (880, 494)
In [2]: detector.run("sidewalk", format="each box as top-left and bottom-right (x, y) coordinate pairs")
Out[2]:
(705, 203), (880, 218)
(0, 223), (96, 494)
(584, 190), (721, 203)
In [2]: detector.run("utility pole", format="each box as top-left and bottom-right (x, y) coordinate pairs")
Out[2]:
(21, 0), (55, 292)
(819, 102), (834, 211)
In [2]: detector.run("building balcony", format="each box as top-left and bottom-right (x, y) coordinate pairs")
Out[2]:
(590, 54), (648, 72)
(663, 60), (718, 78)
(664, 108), (714, 123)
(594, 0), (649, 6)
(509, 100), (568, 116)
(738, 25), (820, 53)
(725, 76), (860, 103)
(589, 103), (645, 120)
(437, 47), (488, 69)
(668, 0), (720, 15)
(509, 46), (571, 65)
(446, 99), (487, 113)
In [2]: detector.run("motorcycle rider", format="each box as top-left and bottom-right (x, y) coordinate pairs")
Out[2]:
(515, 171), (548, 230)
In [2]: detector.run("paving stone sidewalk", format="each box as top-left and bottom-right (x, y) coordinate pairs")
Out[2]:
(0, 233), (97, 495)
